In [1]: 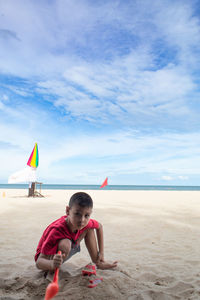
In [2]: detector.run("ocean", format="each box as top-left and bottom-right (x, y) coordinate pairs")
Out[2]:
(0, 184), (200, 191)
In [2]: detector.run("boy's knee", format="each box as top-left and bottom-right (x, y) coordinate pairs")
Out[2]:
(58, 238), (71, 257)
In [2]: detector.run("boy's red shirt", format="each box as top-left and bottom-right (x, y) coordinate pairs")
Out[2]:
(35, 215), (99, 261)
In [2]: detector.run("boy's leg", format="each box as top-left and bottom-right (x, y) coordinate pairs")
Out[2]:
(45, 239), (79, 281)
(84, 229), (98, 264)
(58, 238), (72, 260)
(58, 238), (81, 262)
(84, 229), (118, 270)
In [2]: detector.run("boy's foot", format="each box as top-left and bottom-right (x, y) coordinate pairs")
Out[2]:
(96, 261), (118, 270)
(82, 263), (96, 276)
(44, 271), (54, 282)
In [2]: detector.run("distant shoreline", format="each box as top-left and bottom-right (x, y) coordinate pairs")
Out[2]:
(0, 183), (200, 191)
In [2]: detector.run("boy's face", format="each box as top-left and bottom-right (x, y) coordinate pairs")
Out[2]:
(66, 204), (92, 231)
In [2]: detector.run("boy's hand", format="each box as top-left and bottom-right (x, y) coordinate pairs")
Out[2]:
(96, 251), (118, 269)
(96, 260), (118, 270)
(52, 252), (65, 270)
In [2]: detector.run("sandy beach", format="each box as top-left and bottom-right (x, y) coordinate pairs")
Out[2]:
(0, 189), (200, 299)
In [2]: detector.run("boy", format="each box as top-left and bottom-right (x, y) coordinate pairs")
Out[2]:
(35, 192), (118, 272)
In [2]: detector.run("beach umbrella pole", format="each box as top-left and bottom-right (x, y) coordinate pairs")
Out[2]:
(28, 182), (35, 197)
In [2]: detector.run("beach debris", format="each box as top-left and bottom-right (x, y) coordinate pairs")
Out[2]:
(44, 251), (61, 300)
(88, 277), (103, 288)
(82, 263), (96, 276)
(100, 177), (108, 188)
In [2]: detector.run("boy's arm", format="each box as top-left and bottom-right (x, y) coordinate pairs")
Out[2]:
(36, 253), (63, 271)
(96, 222), (104, 260)
(95, 222), (118, 269)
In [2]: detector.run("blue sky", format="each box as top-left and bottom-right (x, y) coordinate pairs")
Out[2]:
(1, 0), (200, 185)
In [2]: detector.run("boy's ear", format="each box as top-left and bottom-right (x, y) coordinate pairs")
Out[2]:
(66, 206), (70, 215)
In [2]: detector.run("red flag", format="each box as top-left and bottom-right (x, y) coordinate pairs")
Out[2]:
(100, 177), (108, 188)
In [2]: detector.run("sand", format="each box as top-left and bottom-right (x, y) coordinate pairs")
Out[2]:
(0, 189), (200, 300)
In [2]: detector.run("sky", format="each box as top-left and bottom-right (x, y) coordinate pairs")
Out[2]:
(0, 0), (200, 185)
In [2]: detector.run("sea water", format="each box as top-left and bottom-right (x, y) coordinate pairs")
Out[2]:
(0, 184), (200, 191)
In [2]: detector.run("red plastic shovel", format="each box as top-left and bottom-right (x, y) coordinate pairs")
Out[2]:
(44, 251), (61, 300)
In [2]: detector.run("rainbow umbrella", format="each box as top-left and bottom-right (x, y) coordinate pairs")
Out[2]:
(8, 143), (39, 183)
(27, 143), (39, 168)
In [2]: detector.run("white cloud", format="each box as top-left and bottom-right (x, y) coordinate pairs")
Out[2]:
(178, 175), (189, 180)
(2, 94), (9, 101)
(36, 55), (196, 126)
(161, 175), (173, 181)
(1, 106), (200, 183)
(0, 0), (200, 184)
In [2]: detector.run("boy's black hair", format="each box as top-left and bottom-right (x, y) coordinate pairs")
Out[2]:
(69, 192), (93, 208)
